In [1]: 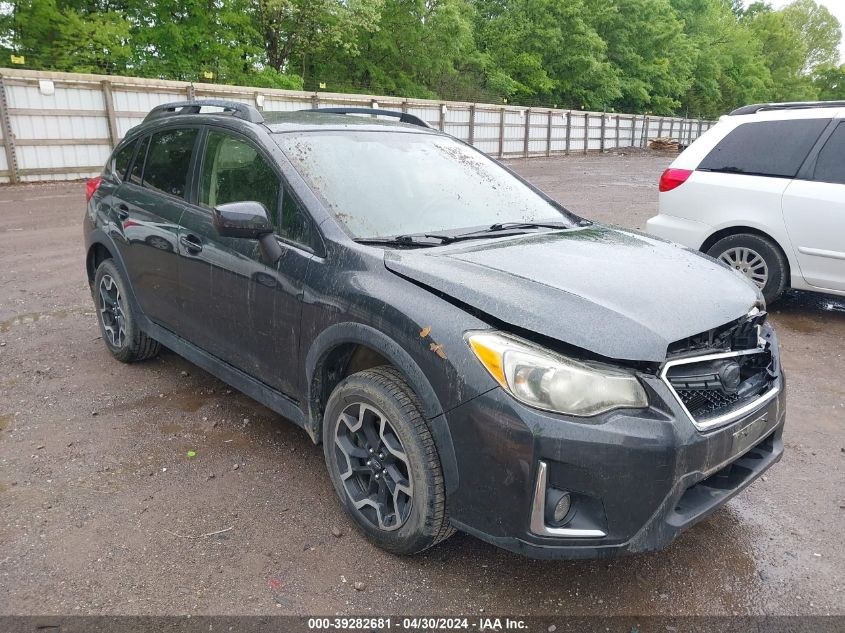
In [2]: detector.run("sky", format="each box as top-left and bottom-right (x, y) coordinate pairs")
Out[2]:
(749, 0), (845, 62)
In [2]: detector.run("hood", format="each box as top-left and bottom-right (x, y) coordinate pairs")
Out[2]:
(383, 226), (759, 362)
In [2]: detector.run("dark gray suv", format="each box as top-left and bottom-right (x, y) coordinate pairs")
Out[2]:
(83, 100), (785, 558)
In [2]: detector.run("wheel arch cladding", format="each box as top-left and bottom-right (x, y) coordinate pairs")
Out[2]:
(305, 321), (460, 495)
(85, 232), (146, 322)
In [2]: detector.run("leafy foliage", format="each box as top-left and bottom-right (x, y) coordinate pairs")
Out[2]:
(0, 0), (842, 116)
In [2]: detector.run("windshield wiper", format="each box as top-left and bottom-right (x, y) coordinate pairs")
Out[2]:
(353, 235), (441, 248)
(432, 221), (574, 244)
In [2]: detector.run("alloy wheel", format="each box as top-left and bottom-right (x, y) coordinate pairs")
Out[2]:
(718, 246), (769, 288)
(333, 402), (413, 531)
(98, 274), (127, 348)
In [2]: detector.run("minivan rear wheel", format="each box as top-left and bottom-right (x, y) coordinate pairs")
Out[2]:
(93, 259), (161, 363)
(706, 233), (788, 305)
(322, 366), (454, 554)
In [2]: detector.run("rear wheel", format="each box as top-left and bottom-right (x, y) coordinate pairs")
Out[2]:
(93, 259), (160, 363)
(706, 233), (788, 305)
(323, 366), (454, 555)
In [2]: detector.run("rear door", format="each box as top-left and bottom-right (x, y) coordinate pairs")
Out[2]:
(177, 127), (315, 396)
(112, 127), (199, 331)
(782, 120), (845, 291)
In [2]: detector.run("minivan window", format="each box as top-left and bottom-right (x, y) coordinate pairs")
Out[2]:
(129, 136), (149, 185)
(813, 123), (845, 185)
(143, 128), (198, 199)
(199, 131), (281, 225)
(698, 119), (830, 178)
(278, 132), (575, 239)
(112, 140), (136, 180)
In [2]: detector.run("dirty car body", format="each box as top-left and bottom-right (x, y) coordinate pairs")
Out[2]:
(83, 101), (785, 558)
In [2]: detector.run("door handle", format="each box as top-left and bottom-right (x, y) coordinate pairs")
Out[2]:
(115, 204), (129, 221)
(180, 234), (203, 253)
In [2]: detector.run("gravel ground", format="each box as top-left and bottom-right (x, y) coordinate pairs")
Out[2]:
(0, 151), (843, 617)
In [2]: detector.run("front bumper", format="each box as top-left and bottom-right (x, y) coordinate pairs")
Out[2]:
(445, 370), (785, 559)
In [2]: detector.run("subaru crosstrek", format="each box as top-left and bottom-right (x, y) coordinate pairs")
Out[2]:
(84, 100), (785, 558)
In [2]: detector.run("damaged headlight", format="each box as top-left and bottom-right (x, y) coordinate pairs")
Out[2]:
(467, 331), (648, 416)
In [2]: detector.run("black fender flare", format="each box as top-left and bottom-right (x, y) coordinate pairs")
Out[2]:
(305, 321), (459, 495)
(85, 229), (151, 330)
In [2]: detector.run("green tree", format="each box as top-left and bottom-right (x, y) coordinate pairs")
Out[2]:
(306, 0), (482, 99)
(744, 2), (817, 102)
(0, 0), (131, 73)
(671, 0), (773, 117)
(782, 0), (841, 73)
(814, 63), (845, 99)
(589, 0), (694, 114)
(473, 0), (618, 109)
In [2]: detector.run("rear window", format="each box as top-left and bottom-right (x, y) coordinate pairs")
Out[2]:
(112, 140), (136, 180)
(698, 119), (829, 178)
(142, 128), (198, 199)
(813, 123), (845, 185)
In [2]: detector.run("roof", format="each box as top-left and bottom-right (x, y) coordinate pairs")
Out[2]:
(139, 100), (437, 135)
(729, 101), (845, 116)
(263, 111), (437, 134)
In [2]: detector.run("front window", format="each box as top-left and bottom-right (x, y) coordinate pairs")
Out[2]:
(277, 132), (575, 238)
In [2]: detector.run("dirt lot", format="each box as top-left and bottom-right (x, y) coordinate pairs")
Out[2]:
(0, 151), (843, 617)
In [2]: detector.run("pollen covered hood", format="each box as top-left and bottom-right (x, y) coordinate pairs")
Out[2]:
(383, 226), (760, 362)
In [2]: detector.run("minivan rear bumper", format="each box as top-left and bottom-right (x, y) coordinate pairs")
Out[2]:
(645, 213), (711, 250)
(444, 373), (785, 559)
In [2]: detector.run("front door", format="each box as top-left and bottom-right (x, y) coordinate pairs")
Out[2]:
(177, 128), (314, 396)
(783, 121), (845, 292)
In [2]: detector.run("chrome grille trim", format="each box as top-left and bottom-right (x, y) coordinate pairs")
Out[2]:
(660, 348), (779, 432)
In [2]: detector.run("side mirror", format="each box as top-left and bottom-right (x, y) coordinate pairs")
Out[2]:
(213, 201), (273, 239)
(212, 201), (283, 265)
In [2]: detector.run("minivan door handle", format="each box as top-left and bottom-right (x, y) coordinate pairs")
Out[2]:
(115, 204), (130, 221)
(180, 234), (203, 253)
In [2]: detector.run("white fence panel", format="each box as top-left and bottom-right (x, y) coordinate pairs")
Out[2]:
(0, 67), (715, 183)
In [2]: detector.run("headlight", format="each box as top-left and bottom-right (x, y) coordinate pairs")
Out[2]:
(467, 332), (648, 416)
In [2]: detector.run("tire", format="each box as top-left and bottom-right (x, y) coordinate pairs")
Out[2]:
(706, 233), (788, 305)
(322, 366), (454, 555)
(92, 258), (161, 363)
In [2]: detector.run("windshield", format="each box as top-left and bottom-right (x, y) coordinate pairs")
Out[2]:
(277, 131), (575, 239)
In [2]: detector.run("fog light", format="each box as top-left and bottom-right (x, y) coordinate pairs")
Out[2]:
(545, 488), (572, 525)
(553, 493), (571, 523)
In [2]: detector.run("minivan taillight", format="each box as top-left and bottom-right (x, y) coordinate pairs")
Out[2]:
(86, 176), (102, 202)
(658, 168), (692, 192)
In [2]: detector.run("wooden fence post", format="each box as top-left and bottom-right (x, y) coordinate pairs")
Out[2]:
(498, 107), (506, 159)
(469, 104), (476, 147)
(545, 110), (553, 157)
(657, 117), (664, 138)
(438, 103), (445, 132)
(583, 112), (589, 154)
(642, 116), (650, 148)
(565, 112), (571, 155)
(600, 112), (607, 153)
(186, 84), (196, 101)
(101, 80), (119, 149)
(523, 108), (531, 158)
(0, 75), (20, 184)
(614, 114), (620, 149)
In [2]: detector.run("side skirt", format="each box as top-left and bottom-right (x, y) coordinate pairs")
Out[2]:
(144, 321), (308, 432)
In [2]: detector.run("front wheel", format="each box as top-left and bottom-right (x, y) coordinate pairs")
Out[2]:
(706, 233), (788, 305)
(322, 366), (454, 555)
(93, 259), (161, 363)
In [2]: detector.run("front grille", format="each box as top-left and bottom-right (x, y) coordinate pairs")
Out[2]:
(666, 348), (774, 425)
(676, 388), (743, 419)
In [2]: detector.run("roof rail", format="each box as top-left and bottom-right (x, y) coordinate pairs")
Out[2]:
(729, 100), (845, 116)
(302, 107), (431, 129)
(144, 99), (265, 124)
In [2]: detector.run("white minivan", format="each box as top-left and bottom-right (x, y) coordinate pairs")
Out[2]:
(646, 102), (845, 304)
